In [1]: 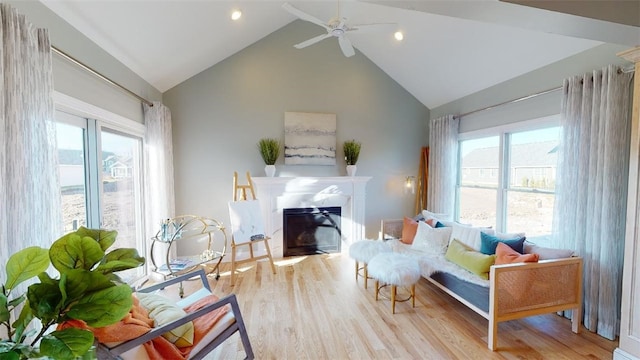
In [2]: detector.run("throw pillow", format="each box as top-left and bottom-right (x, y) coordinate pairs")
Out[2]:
(450, 223), (495, 251)
(524, 241), (574, 260)
(444, 239), (496, 280)
(495, 242), (539, 265)
(422, 210), (452, 222)
(494, 231), (526, 240)
(479, 232), (525, 255)
(136, 292), (195, 347)
(411, 221), (452, 255)
(401, 217), (420, 244)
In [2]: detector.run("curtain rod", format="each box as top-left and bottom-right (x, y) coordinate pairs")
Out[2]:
(457, 65), (635, 119)
(51, 46), (154, 107)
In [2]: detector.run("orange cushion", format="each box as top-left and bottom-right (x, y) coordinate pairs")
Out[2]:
(495, 242), (539, 265)
(401, 217), (419, 244)
(425, 218), (437, 227)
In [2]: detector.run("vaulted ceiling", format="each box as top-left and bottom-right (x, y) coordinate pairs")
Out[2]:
(40, 0), (639, 109)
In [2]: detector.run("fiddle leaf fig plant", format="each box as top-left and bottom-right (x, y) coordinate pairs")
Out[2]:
(0, 227), (145, 359)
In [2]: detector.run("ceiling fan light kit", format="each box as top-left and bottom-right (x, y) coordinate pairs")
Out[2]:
(282, 2), (397, 58)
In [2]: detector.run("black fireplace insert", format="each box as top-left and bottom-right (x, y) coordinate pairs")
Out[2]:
(283, 206), (341, 257)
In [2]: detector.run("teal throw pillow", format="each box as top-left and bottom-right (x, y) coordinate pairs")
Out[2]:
(435, 221), (446, 228)
(480, 232), (525, 255)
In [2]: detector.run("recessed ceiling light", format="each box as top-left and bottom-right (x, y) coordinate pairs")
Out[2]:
(231, 10), (242, 21)
(394, 31), (404, 41)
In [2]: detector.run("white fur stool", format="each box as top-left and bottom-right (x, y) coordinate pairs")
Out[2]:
(368, 252), (421, 314)
(349, 240), (391, 289)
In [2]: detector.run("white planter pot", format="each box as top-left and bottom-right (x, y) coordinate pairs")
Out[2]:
(265, 165), (276, 177)
(346, 165), (357, 176)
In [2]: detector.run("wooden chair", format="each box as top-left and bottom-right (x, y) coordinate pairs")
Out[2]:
(97, 269), (254, 359)
(228, 172), (276, 286)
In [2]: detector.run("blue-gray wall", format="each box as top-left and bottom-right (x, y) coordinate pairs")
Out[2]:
(163, 20), (429, 251)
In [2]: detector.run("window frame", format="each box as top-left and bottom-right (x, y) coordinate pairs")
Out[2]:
(456, 115), (560, 234)
(54, 92), (146, 277)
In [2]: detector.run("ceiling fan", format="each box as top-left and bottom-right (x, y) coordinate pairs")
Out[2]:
(282, 2), (395, 58)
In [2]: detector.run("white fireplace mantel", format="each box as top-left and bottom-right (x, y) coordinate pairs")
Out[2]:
(251, 176), (371, 258)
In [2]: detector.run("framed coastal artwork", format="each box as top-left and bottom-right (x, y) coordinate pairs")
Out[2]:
(284, 111), (336, 165)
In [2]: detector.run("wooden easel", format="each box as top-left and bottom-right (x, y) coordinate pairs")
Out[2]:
(414, 147), (429, 215)
(229, 171), (276, 286)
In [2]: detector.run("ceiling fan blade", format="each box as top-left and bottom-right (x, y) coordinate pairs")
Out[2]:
(294, 33), (333, 49)
(282, 3), (330, 31)
(338, 36), (355, 57)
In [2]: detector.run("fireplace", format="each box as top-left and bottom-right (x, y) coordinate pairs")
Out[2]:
(283, 206), (341, 256)
(250, 176), (371, 258)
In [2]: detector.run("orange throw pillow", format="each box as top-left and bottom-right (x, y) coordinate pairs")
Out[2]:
(495, 242), (539, 265)
(401, 217), (419, 244)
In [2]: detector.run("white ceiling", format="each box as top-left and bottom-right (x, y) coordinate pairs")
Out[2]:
(40, 0), (638, 109)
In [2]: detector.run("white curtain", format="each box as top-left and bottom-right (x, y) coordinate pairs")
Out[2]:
(0, 4), (60, 292)
(427, 114), (459, 217)
(143, 102), (176, 262)
(552, 64), (633, 340)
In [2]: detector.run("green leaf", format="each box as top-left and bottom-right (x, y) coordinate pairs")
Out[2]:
(11, 301), (34, 343)
(4, 247), (50, 290)
(64, 270), (113, 300)
(0, 350), (20, 360)
(74, 227), (117, 252)
(67, 284), (132, 327)
(37, 272), (56, 286)
(7, 294), (25, 308)
(0, 295), (8, 323)
(40, 328), (94, 360)
(50, 234), (104, 272)
(97, 248), (145, 274)
(27, 282), (63, 324)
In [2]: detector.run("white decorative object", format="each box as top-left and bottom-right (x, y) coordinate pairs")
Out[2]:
(346, 165), (357, 176)
(264, 165), (276, 177)
(284, 112), (336, 165)
(228, 200), (265, 245)
(251, 176), (371, 258)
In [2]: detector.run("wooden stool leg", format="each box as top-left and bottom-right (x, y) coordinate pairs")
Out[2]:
(411, 285), (416, 308)
(355, 261), (359, 282)
(375, 281), (380, 301)
(391, 285), (397, 314)
(363, 263), (368, 289)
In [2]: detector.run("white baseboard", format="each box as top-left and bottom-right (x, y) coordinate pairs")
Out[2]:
(615, 348), (640, 360)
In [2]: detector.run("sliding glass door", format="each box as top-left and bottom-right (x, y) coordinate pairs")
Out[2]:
(55, 110), (145, 281)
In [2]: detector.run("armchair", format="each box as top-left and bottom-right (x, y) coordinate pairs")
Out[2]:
(96, 269), (254, 359)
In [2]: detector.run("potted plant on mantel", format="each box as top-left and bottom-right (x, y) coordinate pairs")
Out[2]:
(258, 138), (281, 177)
(343, 139), (361, 176)
(0, 227), (145, 360)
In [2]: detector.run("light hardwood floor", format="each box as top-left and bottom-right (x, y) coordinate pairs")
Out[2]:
(167, 253), (617, 359)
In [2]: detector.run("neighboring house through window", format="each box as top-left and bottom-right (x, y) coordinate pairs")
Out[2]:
(456, 115), (560, 243)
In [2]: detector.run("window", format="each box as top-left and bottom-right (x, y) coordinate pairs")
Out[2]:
(506, 127), (559, 237)
(458, 136), (499, 228)
(456, 118), (560, 242)
(56, 108), (145, 281)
